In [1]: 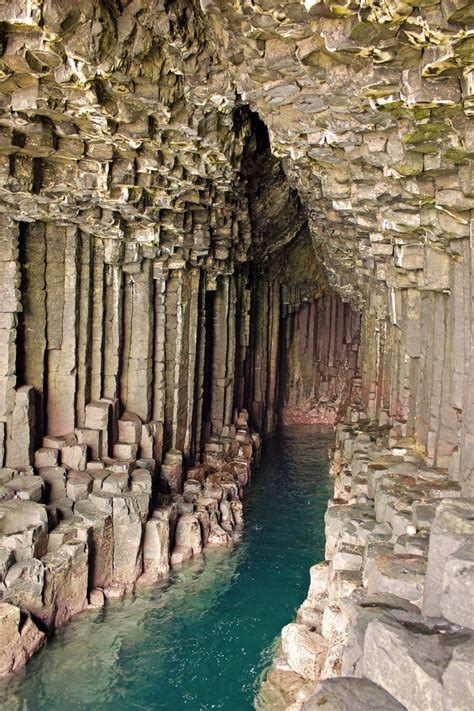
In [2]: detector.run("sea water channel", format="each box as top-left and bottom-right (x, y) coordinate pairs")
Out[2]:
(0, 425), (333, 711)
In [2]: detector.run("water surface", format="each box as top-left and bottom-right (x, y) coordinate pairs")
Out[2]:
(0, 425), (332, 711)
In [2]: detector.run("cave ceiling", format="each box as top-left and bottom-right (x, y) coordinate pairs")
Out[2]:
(0, 0), (472, 309)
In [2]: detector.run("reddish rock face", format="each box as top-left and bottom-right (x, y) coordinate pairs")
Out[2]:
(0, 603), (45, 678)
(280, 298), (360, 426)
(0, 0), (473, 695)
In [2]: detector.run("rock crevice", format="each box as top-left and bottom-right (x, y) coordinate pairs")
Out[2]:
(0, 0), (473, 699)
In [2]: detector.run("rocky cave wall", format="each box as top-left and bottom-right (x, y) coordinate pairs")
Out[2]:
(240, 113), (362, 432)
(0, 0), (473, 690)
(201, 0), (474, 495)
(280, 296), (361, 425)
(0, 0), (471, 488)
(8, 215), (258, 464)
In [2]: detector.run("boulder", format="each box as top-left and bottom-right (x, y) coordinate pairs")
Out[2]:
(332, 543), (364, 572)
(3, 557), (45, 614)
(85, 401), (112, 457)
(367, 553), (426, 607)
(130, 469), (151, 495)
(339, 592), (420, 678)
(443, 636), (474, 711)
(47, 520), (81, 552)
(325, 503), (376, 558)
(89, 588), (105, 608)
(207, 514), (230, 547)
(66, 471), (92, 501)
(75, 428), (103, 460)
(230, 499), (243, 526)
(38, 466), (67, 503)
(195, 505), (211, 546)
(43, 434), (77, 450)
(113, 442), (138, 461)
(440, 542), (474, 630)
(0, 545), (15, 586)
(160, 449), (183, 494)
(4, 474), (44, 502)
(219, 499), (235, 533)
(102, 471), (129, 495)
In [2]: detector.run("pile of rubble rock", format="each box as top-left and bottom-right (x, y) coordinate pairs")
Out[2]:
(258, 415), (474, 710)
(0, 403), (259, 678)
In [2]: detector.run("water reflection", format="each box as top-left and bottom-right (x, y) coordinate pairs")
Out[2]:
(0, 426), (333, 711)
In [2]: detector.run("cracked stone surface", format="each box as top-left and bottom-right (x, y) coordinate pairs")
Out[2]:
(0, 0), (473, 699)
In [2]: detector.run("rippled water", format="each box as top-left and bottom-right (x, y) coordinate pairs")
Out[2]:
(0, 425), (333, 711)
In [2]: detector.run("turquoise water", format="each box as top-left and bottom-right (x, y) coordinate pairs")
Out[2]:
(0, 425), (333, 711)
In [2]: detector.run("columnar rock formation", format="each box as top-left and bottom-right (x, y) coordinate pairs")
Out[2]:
(280, 296), (361, 425)
(0, 0), (473, 699)
(258, 419), (474, 710)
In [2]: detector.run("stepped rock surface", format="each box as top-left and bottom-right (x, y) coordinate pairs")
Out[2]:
(0, 1), (472, 706)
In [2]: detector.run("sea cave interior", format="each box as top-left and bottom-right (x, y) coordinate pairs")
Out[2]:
(0, 1), (473, 709)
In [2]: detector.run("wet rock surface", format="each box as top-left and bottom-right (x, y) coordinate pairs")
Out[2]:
(258, 419), (474, 710)
(0, 406), (258, 676)
(0, 0), (473, 703)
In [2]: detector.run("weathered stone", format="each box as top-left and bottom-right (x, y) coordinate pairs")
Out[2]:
(4, 558), (45, 612)
(43, 434), (76, 450)
(0, 500), (48, 560)
(34, 448), (59, 469)
(74, 500), (113, 590)
(140, 507), (174, 582)
(439, 542), (474, 631)
(113, 443), (138, 461)
(302, 677), (405, 711)
(443, 636), (474, 711)
(39, 541), (89, 628)
(102, 471), (129, 495)
(61, 444), (87, 472)
(85, 401), (113, 457)
(6, 386), (36, 470)
(367, 553), (427, 607)
(423, 498), (474, 623)
(89, 588), (105, 609)
(4, 474), (44, 502)
(118, 414), (142, 445)
(171, 513), (202, 566)
(38, 466), (67, 503)
(281, 623), (328, 682)
(0, 603), (45, 678)
(161, 450), (183, 494)
(112, 496), (143, 586)
(75, 428), (103, 461)
(131, 469), (152, 495)
(364, 615), (473, 711)
(66, 471), (92, 502)
(0, 0), (472, 688)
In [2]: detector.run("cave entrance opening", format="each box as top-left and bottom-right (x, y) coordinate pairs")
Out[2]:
(241, 111), (362, 435)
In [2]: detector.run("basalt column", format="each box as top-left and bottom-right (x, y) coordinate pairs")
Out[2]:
(280, 297), (361, 426)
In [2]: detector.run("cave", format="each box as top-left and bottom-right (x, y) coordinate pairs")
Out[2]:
(0, 1), (473, 709)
